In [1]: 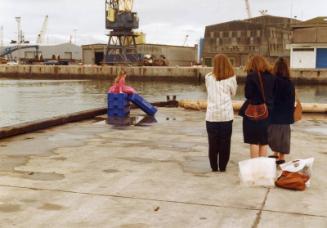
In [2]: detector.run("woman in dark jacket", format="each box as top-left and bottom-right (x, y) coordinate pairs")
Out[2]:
(268, 57), (295, 164)
(240, 55), (276, 158)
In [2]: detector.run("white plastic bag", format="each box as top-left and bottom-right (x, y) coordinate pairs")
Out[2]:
(279, 158), (314, 187)
(239, 157), (276, 187)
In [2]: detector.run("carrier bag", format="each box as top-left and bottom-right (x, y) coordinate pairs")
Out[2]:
(239, 157), (276, 187)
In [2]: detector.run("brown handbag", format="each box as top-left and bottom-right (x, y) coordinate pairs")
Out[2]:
(275, 171), (310, 191)
(245, 72), (269, 121)
(294, 95), (303, 122)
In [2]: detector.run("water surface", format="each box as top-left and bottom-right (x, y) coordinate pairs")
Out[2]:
(0, 79), (326, 127)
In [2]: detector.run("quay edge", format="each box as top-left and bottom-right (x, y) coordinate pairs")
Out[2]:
(0, 65), (327, 84)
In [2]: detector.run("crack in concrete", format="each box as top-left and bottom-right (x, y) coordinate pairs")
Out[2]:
(0, 184), (326, 219)
(252, 188), (270, 228)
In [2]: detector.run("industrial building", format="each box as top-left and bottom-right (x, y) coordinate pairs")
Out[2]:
(203, 15), (299, 67)
(290, 17), (327, 69)
(82, 43), (197, 66)
(1, 43), (82, 62)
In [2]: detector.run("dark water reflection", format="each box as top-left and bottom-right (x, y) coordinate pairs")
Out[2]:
(0, 79), (326, 127)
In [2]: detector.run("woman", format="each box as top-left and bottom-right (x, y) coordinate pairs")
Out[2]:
(268, 57), (295, 164)
(205, 54), (237, 172)
(240, 55), (275, 158)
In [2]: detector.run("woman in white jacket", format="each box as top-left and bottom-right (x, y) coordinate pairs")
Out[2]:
(205, 54), (237, 172)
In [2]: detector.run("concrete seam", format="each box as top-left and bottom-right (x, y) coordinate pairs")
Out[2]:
(0, 184), (326, 219)
(252, 188), (270, 228)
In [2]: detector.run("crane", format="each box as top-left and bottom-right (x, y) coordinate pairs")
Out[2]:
(37, 15), (48, 44)
(15, 17), (23, 44)
(183, 34), (189, 46)
(245, 0), (252, 19)
(0, 26), (3, 47)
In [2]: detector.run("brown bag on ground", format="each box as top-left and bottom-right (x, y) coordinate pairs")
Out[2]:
(275, 171), (310, 191)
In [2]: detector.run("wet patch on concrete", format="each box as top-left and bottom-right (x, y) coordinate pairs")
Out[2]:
(20, 199), (37, 204)
(38, 203), (64, 211)
(0, 155), (29, 172)
(0, 204), (21, 213)
(14, 171), (65, 181)
(120, 224), (150, 228)
(103, 169), (119, 173)
(24, 137), (34, 140)
(51, 157), (67, 161)
(1, 170), (65, 181)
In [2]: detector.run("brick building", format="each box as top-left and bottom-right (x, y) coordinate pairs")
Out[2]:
(203, 15), (299, 67)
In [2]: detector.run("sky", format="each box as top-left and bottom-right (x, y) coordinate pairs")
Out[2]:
(0, 0), (326, 46)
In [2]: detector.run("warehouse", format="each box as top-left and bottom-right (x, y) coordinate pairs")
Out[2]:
(203, 15), (298, 67)
(290, 17), (327, 69)
(1, 42), (82, 62)
(82, 43), (197, 66)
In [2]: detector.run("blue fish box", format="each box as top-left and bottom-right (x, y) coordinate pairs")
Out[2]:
(128, 94), (158, 116)
(107, 93), (130, 117)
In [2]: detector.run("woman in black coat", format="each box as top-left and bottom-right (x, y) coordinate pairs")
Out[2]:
(268, 57), (295, 164)
(240, 55), (276, 158)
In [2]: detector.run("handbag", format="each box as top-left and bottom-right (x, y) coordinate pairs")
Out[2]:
(245, 72), (269, 121)
(294, 94), (303, 122)
(275, 171), (310, 191)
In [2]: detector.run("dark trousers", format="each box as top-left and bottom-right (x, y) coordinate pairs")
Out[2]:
(206, 120), (233, 171)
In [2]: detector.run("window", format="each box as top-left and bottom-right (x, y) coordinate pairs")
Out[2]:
(204, 58), (212, 67)
(210, 32), (215, 39)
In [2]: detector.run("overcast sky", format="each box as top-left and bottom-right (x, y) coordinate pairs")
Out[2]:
(0, 0), (326, 46)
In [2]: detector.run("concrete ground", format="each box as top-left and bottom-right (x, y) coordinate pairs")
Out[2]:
(0, 108), (326, 228)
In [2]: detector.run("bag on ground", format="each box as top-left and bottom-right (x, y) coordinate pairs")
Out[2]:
(276, 158), (314, 190)
(239, 157), (276, 187)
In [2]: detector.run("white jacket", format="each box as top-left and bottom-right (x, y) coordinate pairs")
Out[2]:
(205, 73), (237, 122)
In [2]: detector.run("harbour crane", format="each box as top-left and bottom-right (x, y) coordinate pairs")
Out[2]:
(0, 26), (3, 47)
(245, 0), (252, 18)
(36, 15), (48, 44)
(15, 17), (23, 44)
(104, 0), (141, 65)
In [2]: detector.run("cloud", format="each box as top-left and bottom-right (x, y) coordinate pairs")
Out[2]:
(0, 0), (325, 46)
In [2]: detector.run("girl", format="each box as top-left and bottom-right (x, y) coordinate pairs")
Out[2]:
(240, 55), (275, 158)
(268, 57), (295, 164)
(205, 54), (237, 172)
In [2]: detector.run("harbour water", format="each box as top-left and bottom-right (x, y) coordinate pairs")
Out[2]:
(0, 78), (327, 127)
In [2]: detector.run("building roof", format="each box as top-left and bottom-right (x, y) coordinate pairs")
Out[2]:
(292, 17), (327, 28)
(206, 15), (299, 30)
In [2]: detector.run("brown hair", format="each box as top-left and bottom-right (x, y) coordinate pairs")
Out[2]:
(273, 57), (290, 79)
(212, 54), (235, 81)
(245, 55), (272, 74)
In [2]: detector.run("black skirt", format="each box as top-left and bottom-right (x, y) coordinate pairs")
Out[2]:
(243, 117), (269, 145)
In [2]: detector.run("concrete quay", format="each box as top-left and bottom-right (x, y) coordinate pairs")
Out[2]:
(0, 108), (326, 227)
(0, 65), (327, 84)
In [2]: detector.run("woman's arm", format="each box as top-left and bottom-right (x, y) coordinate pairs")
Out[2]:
(230, 76), (238, 97)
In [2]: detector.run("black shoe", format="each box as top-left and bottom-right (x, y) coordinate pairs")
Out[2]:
(268, 155), (278, 159)
(276, 160), (285, 165)
(220, 169), (226, 172)
(212, 169), (218, 172)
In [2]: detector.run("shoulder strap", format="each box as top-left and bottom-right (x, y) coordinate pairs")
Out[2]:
(257, 72), (266, 102)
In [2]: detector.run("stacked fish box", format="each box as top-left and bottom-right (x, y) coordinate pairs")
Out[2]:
(107, 93), (130, 118)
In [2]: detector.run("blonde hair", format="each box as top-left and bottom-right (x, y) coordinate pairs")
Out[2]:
(212, 54), (235, 81)
(245, 55), (272, 74)
(114, 70), (126, 84)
